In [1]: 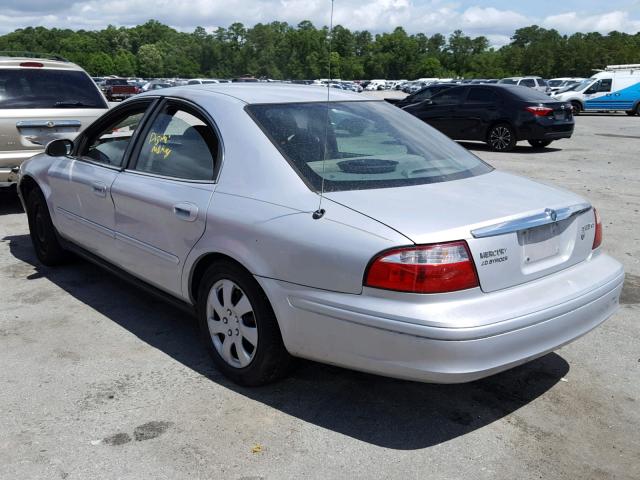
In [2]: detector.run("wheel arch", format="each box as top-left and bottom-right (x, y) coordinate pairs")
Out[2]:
(188, 251), (257, 305)
(485, 119), (515, 141)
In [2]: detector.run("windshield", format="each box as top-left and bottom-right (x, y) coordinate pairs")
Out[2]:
(0, 68), (107, 109)
(247, 101), (492, 192)
(561, 79), (592, 93)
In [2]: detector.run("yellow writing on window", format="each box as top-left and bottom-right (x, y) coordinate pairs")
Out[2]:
(148, 131), (172, 159)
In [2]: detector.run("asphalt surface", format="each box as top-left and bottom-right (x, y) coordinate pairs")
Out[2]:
(0, 99), (639, 479)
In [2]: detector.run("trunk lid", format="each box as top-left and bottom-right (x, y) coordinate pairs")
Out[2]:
(326, 170), (597, 292)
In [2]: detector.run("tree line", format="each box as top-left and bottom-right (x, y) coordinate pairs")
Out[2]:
(0, 20), (638, 79)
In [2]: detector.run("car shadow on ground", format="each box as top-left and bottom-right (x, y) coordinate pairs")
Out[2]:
(0, 188), (23, 215)
(4, 233), (569, 450)
(458, 141), (563, 154)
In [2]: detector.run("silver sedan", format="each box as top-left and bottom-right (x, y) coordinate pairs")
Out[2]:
(17, 84), (624, 386)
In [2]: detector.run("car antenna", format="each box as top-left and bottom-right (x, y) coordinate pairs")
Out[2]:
(313, 0), (335, 220)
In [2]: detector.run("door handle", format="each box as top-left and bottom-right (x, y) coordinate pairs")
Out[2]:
(173, 202), (198, 222)
(91, 182), (107, 197)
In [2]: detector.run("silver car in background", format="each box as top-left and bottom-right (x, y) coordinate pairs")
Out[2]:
(0, 55), (109, 186)
(17, 84), (624, 386)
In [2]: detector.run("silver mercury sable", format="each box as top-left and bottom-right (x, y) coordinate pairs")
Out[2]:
(17, 84), (624, 386)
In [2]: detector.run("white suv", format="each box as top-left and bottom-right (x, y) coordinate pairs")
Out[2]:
(499, 76), (549, 93)
(0, 54), (108, 186)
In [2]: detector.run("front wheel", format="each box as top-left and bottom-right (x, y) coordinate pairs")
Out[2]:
(25, 188), (70, 266)
(487, 124), (516, 152)
(197, 261), (292, 386)
(528, 139), (552, 149)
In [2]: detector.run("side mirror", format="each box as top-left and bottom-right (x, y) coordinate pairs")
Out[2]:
(45, 138), (73, 157)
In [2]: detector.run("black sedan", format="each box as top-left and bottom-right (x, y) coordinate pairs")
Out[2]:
(402, 84), (574, 151)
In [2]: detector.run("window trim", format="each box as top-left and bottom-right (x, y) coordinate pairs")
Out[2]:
(73, 97), (161, 171)
(124, 96), (224, 184)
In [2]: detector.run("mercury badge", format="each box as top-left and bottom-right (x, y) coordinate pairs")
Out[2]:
(545, 208), (558, 222)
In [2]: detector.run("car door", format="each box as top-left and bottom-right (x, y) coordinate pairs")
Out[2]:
(47, 99), (156, 260)
(453, 87), (500, 140)
(409, 87), (467, 137)
(109, 99), (219, 296)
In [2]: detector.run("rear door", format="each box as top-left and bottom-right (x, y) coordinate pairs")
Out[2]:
(48, 99), (156, 259)
(110, 99), (219, 296)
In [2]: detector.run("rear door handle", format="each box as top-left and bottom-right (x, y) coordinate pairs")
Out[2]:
(91, 182), (107, 197)
(173, 202), (198, 222)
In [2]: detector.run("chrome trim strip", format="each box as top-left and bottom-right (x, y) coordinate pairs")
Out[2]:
(56, 207), (115, 239)
(16, 120), (82, 128)
(471, 203), (592, 238)
(114, 232), (180, 265)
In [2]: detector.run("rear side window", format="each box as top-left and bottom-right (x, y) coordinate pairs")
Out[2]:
(247, 101), (492, 192)
(467, 88), (499, 103)
(0, 68), (107, 109)
(134, 105), (218, 181)
(520, 79), (536, 87)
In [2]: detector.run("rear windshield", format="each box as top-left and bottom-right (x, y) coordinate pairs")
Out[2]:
(0, 68), (107, 109)
(247, 101), (492, 192)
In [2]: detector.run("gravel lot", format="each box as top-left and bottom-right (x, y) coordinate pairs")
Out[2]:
(0, 102), (638, 479)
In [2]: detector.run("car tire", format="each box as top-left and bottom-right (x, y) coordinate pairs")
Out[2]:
(625, 110), (635, 116)
(528, 139), (553, 149)
(487, 124), (517, 152)
(571, 101), (582, 115)
(196, 260), (292, 386)
(25, 188), (70, 266)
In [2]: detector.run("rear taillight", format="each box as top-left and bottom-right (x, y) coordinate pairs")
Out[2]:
(365, 241), (479, 294)
(20, 61), (43, 68)
(526, 106), (554, 116)
(593, 208), (603, 249)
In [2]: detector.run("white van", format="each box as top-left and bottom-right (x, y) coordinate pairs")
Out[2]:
(365, 79), (386, 91)
(552, 65), (640, 115)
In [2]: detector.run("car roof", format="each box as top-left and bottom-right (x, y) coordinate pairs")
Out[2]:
(0, 57), (83, 71)
(151, 83), (367, 104)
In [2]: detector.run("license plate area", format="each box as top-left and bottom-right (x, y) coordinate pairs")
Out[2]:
(519, 223), (562, 264)
(553, 110), (567, 120)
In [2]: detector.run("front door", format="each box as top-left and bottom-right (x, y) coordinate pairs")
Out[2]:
(110, 100), (220, 296)
(413, 87), (467, 137)
(48, 101), (153, 259)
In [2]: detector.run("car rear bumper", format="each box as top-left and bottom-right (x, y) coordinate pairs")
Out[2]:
(258, 252), (623, 383)
(0, 150), (42, 185)
(518, 121), (574, 141)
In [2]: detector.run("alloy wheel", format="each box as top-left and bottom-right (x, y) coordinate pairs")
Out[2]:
(206, 279), (258, 368)
(489, 126), (512, 151)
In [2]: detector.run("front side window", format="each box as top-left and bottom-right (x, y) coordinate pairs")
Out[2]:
(430, 87), (466, 105)
(247, 101), (492, 192)
(82, 108), (147, 167)
(599, 79), (612, 92)
(520, 79), (536, 87)
(134, 105), (218, 180)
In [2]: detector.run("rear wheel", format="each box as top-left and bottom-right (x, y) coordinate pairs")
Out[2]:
(487, 124), (516, 152)
(25, 188), (70, 266)
(528, 139), (553, 149)
(196, 261), (292, 386)
(571, 101), (582, 115)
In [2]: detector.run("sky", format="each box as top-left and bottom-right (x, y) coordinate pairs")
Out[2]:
(0, 0), (639, 46)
